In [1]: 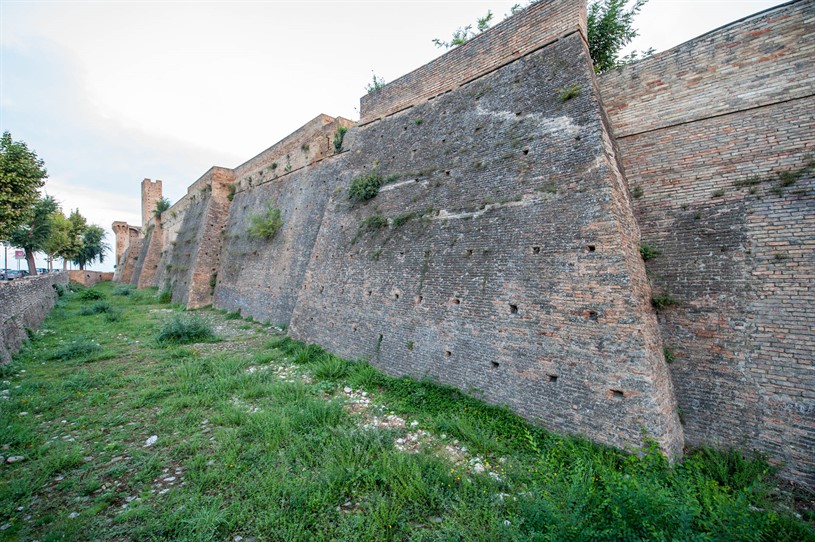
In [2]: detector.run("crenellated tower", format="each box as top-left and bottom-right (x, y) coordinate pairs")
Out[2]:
(141, 178), (163, 228)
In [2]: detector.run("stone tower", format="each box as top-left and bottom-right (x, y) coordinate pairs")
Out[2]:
(141, 179), (163, 228)
(111, 221), (130, 267)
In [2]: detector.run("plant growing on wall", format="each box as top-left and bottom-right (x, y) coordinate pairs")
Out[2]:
(248, 204), (284, 240)
(433, 10), (493, 48)
(226, 183), (237, 202)
(434, 1), (651, 73)
(348, 171), (384, 202)
(365, 73), (386, 94)
(333, 126), (348, 153)
(154, 197), (171, 217)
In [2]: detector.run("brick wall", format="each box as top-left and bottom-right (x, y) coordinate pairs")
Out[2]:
(598, 0), (815, 485)
(117, 238), (142, 284)
(155, 167), (235, 308)
(360, 0), (585, 123)
(0, 273), (68, 364)
(112, 0), (815, 487)
(67, 270), (112, 287)
(135, 218), (164, 289)
(290, 32), (683, 457)
(213, 116), (353, 324)
(599, 0), (814, 138)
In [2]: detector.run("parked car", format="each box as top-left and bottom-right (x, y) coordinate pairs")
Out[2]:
(4, 270), (29, 280)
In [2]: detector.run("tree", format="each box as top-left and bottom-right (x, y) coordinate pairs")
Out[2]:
(43, 210), (71, 271)
(432, 1), (650, 73)
(154, 197), (171, 218)
(587, 0), (650, 73)
(9, 195), (58, 274)
(0, 132), (48, 240)
(365, 73), (386, 95)
(73, 225), (109, 270)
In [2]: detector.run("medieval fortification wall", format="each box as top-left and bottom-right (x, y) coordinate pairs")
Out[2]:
(115, 0), (814, 486)
(598, 0), (815, 484)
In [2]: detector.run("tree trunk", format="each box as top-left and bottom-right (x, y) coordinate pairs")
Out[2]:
(79, 262), (85, 270)
(25, 249), (36, 275)
(62, 259), (68, 271)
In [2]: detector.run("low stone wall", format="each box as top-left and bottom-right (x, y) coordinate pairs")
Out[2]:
(67, 271), (113, 287)
(0, 273), (68, 365)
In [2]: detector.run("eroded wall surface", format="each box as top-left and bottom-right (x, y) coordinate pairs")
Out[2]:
(598, 0), (815, 484)
(152, 167), (234, 308)
(214, 116), (352, 325)
(113, 0), (814, 486)
(287, 18), (683, 457)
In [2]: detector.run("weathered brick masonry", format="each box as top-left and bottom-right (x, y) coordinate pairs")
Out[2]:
(156, 167), (235, 308)
(598, 0), (815, 484)
(0, 274), (68, 365)
(213, 115), (354, 323)
(118, 0), (813, 486)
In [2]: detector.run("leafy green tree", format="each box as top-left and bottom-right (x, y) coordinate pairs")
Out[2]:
(0, 131), (48, 240)
(63, 209), (88, 269)
(73, 224), (109, 270)
(9, 195), (58, 274)
(588, 0), (650, 73)
(43, 210), (70, 271)
(154, 197), (171, 218)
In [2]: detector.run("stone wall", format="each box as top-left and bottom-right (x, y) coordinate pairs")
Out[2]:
(114, 0), (815, 486)
(286, 25), (683, 457)
(117, 238), (142, 285)
(68, 270), (114, 287)
(153, 167), (234, 308)
(214, 116), (352, 325)
(0, 274), (68, 364)
(359, 0), (585, 123)
(598, 0), (815, 484)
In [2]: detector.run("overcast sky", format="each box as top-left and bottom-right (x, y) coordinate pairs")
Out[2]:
(0, 0), (787, 272)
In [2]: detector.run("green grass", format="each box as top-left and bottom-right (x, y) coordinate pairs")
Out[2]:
(0, 282), (812, 541)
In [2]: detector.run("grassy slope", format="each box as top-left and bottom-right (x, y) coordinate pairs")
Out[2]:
(0, 282), (812, 541)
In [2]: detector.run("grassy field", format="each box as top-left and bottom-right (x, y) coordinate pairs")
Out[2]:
(0, 282), (813, 541)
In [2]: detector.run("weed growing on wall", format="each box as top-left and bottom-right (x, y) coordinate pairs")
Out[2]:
(558, 83), (581, 101)
(348, 172), (383, 202)
(639, 242), (661, 262)
(226, 183), (236, 202)
(248, 204), (284, 240)
(651, 292), (678, 310)
(333, 126), (348, 153)
(365, 72), (386, 94)
(153, 197), (171, 218)
(352, 214), (388, 244)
